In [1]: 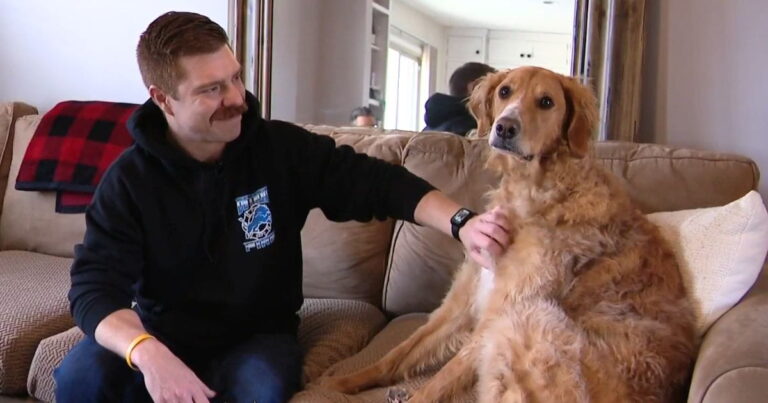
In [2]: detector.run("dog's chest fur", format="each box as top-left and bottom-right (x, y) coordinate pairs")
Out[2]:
(472, 157), (625, 312)
(469, 212), (572, 319)
(472, 267), (496, 317)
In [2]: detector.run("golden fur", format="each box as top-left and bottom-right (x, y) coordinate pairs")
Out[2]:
(319, 67), (698, 402)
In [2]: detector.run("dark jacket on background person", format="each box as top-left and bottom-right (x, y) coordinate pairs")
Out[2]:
(68, 92), (435, 350)
(422, 92), (476, 136)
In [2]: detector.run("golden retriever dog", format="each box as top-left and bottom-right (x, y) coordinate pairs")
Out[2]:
(319, 66), (698, 402)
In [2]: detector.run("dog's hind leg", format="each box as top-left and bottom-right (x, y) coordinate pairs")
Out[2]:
(318, 264), (479, 394)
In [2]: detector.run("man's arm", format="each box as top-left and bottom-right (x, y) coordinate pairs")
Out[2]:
(94, 309), (147, 356)
(71, 171), (215, 402)
(282, 123), (510, 262)
(414, 190), (510, 269)
(94, 310), (216, 402)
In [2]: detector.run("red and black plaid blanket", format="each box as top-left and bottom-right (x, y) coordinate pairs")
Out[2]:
(15, 101), (138, 213)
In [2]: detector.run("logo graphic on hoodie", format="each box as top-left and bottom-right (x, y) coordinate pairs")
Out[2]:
(236, 186), (275, 252)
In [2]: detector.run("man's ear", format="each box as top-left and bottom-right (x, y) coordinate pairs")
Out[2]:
(560, 76), (598, 158)
(467, 71), (502, 138)
(149, 85), (174, 117)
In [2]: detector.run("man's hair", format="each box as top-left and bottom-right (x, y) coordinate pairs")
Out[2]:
(136, 11), (229, 96)
(449, 62), (497, 99)
(350, 106), (375, 122)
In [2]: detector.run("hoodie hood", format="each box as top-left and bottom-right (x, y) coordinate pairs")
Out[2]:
(422, 92), (477, 136)
(127, 91), (262, 171)
(424, 93), (472, 127)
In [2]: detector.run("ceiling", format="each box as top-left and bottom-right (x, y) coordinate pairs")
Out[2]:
(402, 0), (576, 33)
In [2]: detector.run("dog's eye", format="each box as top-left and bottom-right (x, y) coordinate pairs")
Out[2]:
(539, 96), (554, 109)
(498, 86), (512, 99)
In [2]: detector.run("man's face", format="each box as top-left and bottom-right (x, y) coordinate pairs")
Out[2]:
(162, 45), (247, 147)
(353, 115), (377, 127)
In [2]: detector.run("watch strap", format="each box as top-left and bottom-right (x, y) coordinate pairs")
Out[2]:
(451, 209), (476, 240)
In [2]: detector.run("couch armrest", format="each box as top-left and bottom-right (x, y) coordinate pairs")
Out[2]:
(688, 260), (768, 403)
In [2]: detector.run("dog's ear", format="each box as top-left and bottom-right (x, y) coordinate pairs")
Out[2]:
(560, 76), (598, 158)
(468, 71), (502, 138)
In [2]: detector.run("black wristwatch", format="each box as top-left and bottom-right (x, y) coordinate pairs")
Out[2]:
(450, 208), (476, 240)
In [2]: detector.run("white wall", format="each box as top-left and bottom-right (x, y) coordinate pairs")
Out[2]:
(271, 0), (321, 124)
(0, 1), (227, 113)
(271, 0), (374, 126)
(390, 0), (449, 93)
(640, 0), (768, 200)
(315, 0), (370, 126)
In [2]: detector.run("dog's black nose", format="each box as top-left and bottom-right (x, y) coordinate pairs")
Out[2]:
(494, 116), (521, 140)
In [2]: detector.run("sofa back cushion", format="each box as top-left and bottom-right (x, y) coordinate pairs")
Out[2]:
(384, 135), (761, 316)
(594, 141), (759, 213)
(0, 102), (37, 217)
(0, 115), (86, 257)
(384, 134), (499, 314)
(300, 128), (414, 306)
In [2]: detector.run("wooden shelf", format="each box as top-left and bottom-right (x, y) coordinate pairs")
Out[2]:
(368, 0), (389, 121)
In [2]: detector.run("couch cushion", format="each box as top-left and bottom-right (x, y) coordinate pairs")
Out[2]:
(301, 130), (413, 306)
(293, 313), (475, 402)
(0, 115), (87, 258)
(594, 141), (759, 213)
(385, 135), (761, 316)
(0, 102), (37, 217)
(0, 250), (74, 394)
(384, 134), (498, 315)
(27, 326), (84, 402)
(302, 209), (396, 306)
(299, 298), (387, 383)
(26, 298), (386, 401)
(648, 190), (768, 335)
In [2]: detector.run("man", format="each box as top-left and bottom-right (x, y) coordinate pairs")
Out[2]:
(423, 62), (497, 136)
(349, 106), (377, 127)
(54, 12), (509, 403)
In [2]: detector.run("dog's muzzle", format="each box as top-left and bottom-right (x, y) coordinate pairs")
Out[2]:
(489, 115), (533, 161)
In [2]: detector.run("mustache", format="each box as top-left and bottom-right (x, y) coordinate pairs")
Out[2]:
(211, 102), (248, 121)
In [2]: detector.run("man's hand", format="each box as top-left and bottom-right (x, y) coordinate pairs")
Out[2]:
(131, 339), (216, 403)
(458, 207), (511, 269)
(412, 191), (512, 269)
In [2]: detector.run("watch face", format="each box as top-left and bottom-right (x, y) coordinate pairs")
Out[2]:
(452, 208), (471, 224)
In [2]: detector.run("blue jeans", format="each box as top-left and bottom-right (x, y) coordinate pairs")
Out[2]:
(54, 333), (303, 403)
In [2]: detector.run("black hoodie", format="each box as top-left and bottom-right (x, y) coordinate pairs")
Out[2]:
(68, 92), (434, 349)
(422, 93), (476, 136)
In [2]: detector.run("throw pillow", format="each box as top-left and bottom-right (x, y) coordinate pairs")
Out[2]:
(647, 190), (768, 335)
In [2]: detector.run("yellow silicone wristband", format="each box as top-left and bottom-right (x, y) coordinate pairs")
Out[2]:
(125, 333), (155, 371)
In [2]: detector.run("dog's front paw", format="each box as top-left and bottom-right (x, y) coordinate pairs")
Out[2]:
(387, 387), (411, 403)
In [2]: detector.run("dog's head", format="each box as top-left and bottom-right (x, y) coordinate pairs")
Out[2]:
(468, 66), (597, 160)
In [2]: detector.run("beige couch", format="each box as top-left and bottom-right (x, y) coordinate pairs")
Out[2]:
(0, 101), (766, 402)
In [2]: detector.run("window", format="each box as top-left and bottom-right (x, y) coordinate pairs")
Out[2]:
(384, 29), (426, 131)
(384, 48), (420, 131)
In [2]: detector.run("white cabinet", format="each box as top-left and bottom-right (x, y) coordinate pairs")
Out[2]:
(445, 29), (487, 86)
(488, 34), (571, 74)
(447, 29), (572, 77)
(488, 38), (534, 68)
(447, 36), (485, 62)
